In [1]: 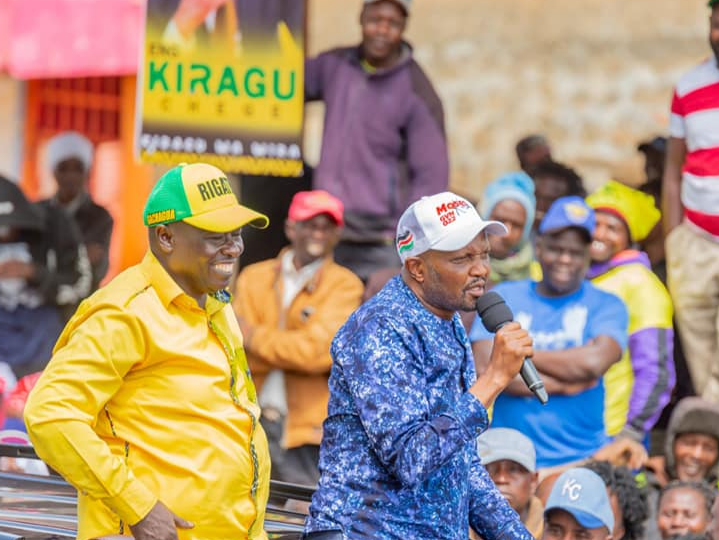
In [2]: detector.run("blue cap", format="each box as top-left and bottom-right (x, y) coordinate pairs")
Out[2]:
(545, 468), (614, 532)
(538, 195), (595, 240)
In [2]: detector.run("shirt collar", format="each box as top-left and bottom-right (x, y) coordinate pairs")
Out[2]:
(586, 248), (651, 279)
(280, 249), (324, 282)
(140, 251), (228, 315)
(141, 251), (185, 308)
(205, 291), (230, 316)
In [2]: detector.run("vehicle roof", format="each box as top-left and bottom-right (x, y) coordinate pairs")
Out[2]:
(0, 444), (312, 540)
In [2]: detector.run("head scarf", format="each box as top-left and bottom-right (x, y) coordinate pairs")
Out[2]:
(480, 171), (536, 244)
(585, 179), (660, 242)
(45, 131), (94, 173)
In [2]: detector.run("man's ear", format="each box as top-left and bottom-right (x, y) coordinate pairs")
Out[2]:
(404, 256), (426, 283)
(530, 471), (539, 494)
(153, 224), (174, 254)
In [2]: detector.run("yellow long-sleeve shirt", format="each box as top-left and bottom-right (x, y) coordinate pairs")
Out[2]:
(24, 251), (270, 540)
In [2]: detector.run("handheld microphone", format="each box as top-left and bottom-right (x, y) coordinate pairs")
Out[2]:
(476, 291), (548, 405)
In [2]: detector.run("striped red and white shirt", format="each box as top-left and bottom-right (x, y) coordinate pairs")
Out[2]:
(670, 57), (719, 239)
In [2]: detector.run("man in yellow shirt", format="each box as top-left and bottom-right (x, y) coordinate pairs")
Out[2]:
(24, 162), (271, 540)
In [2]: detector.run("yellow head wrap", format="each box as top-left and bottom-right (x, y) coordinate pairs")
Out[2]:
(585, 180), (660, 242)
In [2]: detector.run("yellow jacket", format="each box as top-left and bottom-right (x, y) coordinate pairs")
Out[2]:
(25, 251), (270, 540)
(590, 252), (674, 437)
(233, 252), (363, 448)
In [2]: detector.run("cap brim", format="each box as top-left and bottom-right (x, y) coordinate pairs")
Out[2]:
(480, 452), (535, 473)
(545, 506), (607, 530)
(432, 220), (508, 252)
(289, 208), (343, 226)
(183, 204), (269, 232)
(539, 225), (592, 243)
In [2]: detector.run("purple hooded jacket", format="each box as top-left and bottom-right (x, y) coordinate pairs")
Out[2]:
(305, 44), (449, 242)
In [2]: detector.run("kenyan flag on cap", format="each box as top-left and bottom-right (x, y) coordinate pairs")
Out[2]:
(397, 230), (414, 254)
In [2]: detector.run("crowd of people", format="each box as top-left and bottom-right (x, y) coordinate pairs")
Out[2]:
(0, 130), (111, 435)
(2, 0), (719, 539)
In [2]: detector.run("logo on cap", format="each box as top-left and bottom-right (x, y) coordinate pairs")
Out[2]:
(561, 478), (582, 501)
(146, 209), (176, 225)
(436, 199), (471, 227)
(196, 176), (233, 201)
(397, 231), (414, 253)
(564, 202), (590, 223)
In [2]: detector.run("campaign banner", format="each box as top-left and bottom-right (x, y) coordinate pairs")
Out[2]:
(136, 0), (304, 176)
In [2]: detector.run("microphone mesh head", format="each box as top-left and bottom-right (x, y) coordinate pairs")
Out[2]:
(476, 291), (513, 332)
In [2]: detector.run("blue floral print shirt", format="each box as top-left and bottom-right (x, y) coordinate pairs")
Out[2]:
(304, 276), (532, 540)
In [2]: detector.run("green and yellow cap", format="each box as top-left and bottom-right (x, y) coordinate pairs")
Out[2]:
(585, 179), (660, 243)
(143, 163), (269, 232)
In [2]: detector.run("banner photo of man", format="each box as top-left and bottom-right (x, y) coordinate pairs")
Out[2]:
(137, 0), (304, 177)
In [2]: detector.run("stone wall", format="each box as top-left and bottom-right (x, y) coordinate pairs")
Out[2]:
(305, 0), (710, 197)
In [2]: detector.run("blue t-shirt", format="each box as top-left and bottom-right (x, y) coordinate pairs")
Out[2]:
(469, 279), (628, 468)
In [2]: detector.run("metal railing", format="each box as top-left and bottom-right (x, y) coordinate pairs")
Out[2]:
(0, 443), (313, 539)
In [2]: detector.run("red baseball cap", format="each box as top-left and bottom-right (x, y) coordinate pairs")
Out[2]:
(287, 190), (344, 226)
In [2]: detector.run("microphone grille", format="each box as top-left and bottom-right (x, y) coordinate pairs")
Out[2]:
(476, 291), (514, 332)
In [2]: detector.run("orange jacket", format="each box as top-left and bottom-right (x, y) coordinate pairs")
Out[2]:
(233, 253), (363, 448)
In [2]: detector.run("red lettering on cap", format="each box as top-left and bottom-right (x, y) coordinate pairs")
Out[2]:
(436, 200), (469, 215)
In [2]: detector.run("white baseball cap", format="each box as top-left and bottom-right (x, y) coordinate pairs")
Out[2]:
(396, 192), (507, 263)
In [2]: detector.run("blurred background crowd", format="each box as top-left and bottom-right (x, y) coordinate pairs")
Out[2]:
(2, 0), (719, 538)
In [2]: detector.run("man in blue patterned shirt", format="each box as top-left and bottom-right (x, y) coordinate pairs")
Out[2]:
(302, 192), (536, 540)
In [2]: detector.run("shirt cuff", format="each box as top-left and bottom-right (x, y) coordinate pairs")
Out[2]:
(618, 425), (645, 443)
(102, 475), (158, 526)
(454, 392), (490, 441)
